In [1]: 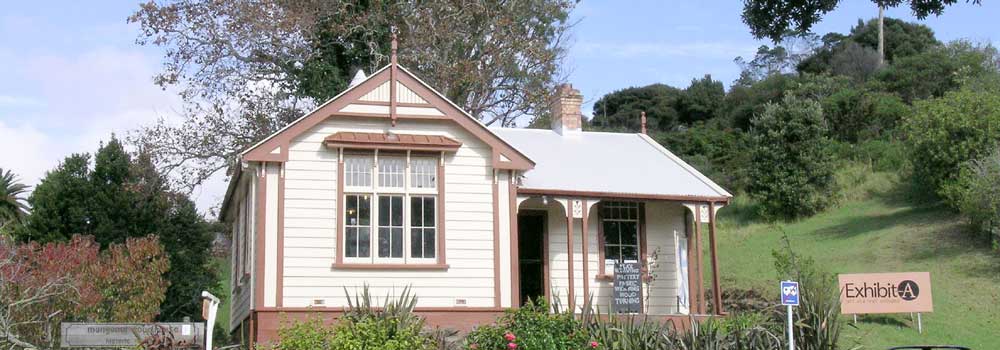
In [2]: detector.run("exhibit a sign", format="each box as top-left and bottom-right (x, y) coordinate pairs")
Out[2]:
(838, 272), (933, 314)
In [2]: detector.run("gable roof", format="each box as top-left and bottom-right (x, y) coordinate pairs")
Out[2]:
(492, 128), (732, 201)
(239, 64), (534, 171)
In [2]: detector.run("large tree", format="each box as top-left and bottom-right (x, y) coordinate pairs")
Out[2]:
(0, 169), (29, 234)
(129, 0), (576, 191)
(742, 0), (982, 42)
(590, 84), (684, 132)
(15, 137), (219, 322)
(677, 75), (726, 124)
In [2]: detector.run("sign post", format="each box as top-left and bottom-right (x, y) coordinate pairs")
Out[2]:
(202, 291), (221, 350)
(780, 281), (799, 350)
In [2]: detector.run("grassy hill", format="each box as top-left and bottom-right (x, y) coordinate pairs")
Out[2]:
(714, 167), (1000, 349)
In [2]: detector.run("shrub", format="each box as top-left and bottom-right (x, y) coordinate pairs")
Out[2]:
(747, 95), (836, 219)
(903, 88), (1000, 199)
(822, 89), (908, 142)
(266, 317), (334, 350)
(262, 287), (436, 350)
(948, 146), (1000, 250)
(0, 234), (168, 349)
(466, 298), (590, 350)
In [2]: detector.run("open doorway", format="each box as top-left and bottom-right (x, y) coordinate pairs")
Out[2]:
(518, 211), (546, 305)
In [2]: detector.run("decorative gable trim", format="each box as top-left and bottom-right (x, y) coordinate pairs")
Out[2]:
(241, 65), (534, 171)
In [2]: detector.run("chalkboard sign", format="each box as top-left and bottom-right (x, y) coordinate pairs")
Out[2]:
(613, 262), (643, 313)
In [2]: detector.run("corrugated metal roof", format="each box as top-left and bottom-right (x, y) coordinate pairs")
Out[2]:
(324, 131), (462, 150)
(491, 128), (732, 199)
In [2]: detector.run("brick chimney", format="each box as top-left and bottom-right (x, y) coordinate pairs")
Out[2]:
(550, 83), (583, 135)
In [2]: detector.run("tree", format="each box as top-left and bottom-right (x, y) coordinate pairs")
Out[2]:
(129, 0), (576, 191)
(0, 169), (29, 233)
(742, 0), (982, 42)
(15, 137), (219, 322)
(591, 84), (684, 132)
(849, 17), (939, 63)
(748, 95), (835, 219)
(722, 73), (798, 130)
(904, 87), (1000, 198)
(17, 154), (93, 243)
(822, 88), (908, 141)
(677, 75), (725, 124)
(875, 48), (959, 102)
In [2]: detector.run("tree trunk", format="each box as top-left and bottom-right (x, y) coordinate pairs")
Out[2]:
(878, 5), (885, 66)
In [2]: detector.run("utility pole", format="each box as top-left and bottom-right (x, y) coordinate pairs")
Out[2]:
(878, 4), (885, 66)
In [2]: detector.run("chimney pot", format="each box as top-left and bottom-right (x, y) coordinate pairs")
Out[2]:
(550, 83), (583, 135)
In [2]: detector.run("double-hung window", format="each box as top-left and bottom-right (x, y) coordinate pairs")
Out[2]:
(342, 152), (438, 264)
(602, 201), (640, 273)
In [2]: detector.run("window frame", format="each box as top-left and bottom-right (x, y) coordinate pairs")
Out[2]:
(597, 201), (646, 279)
(337, 149), (444, 267)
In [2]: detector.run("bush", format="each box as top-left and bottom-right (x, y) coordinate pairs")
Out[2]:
(948, 146), (1000, 250)
(823, 89), (908, 142)
(659, 122), (751, 192)
(747, 95), (836, 219)
(466, 298), (590, 350)
(0, 235), (168, 349)
(262, 286), (436, 350)
(903, 88), (1000, 199)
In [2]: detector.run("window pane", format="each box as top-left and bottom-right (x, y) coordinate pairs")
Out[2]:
(423, 228), (435, 258)
(411, 197), (422, 226)
(605, 246), (620, 262)
(621, 246), (638, 262)
(423, 197), (435, 226)
(358, 228), (370, 257)
(411, 228), (422, 257)
(345, 156), (372, 187)
(379, 157), (405, 188)
(346, 227), (358, 258)
(379, 196), (390, 226)
(378, 227), (390, 257)
(410, 157), (437, 189)
(358, 195), (370, 225)
(621, 222), (638, 245)
(391, 196), (403, 226)
(346, 195), (358, 225)
(391, 228), (403, 257)
(604, 222), (620, 244)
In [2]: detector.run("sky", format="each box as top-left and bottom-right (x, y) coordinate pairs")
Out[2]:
(1, 1), (998, 215)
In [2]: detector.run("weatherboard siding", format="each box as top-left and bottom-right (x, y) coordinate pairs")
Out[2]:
(280, 116), (501, 308)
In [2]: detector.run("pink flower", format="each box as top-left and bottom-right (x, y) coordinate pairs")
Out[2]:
(507, 343), (518, 349)
(470, 344), (478, 350)
(590, 341), (599, 348)
(504, 333), (516, 342)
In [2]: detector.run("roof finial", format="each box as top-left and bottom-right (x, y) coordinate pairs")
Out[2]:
(389, 27), (399, 127)
(640, 111), (647, 134)
(390, 28), (398, 67)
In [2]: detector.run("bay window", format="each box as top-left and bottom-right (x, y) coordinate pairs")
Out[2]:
(342, 151), (439, 264)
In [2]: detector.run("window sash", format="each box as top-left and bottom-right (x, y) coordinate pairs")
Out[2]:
(410, 196), (436, 260)
(602, 202), (640, 273)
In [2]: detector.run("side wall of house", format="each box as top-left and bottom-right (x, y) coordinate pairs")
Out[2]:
(229, 169), (257, 332)
(279, 116), (506, 308)
(530, 200), (685, 314)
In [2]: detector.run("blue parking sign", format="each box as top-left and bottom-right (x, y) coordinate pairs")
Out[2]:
(781, 281), (799, 306)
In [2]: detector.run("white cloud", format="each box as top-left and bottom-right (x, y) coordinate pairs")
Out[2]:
(0, 95), (39, 107)
(0, 45), (226, 214)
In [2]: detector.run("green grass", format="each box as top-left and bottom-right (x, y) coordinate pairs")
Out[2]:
(213, 256), (231, 332)
(713, 167), (1000, 349)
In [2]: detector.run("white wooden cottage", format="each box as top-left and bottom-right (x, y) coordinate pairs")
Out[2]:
(221, 44), (732, 344)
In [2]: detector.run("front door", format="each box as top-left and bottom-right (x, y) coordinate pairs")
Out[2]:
(518, 212), (546, 305)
